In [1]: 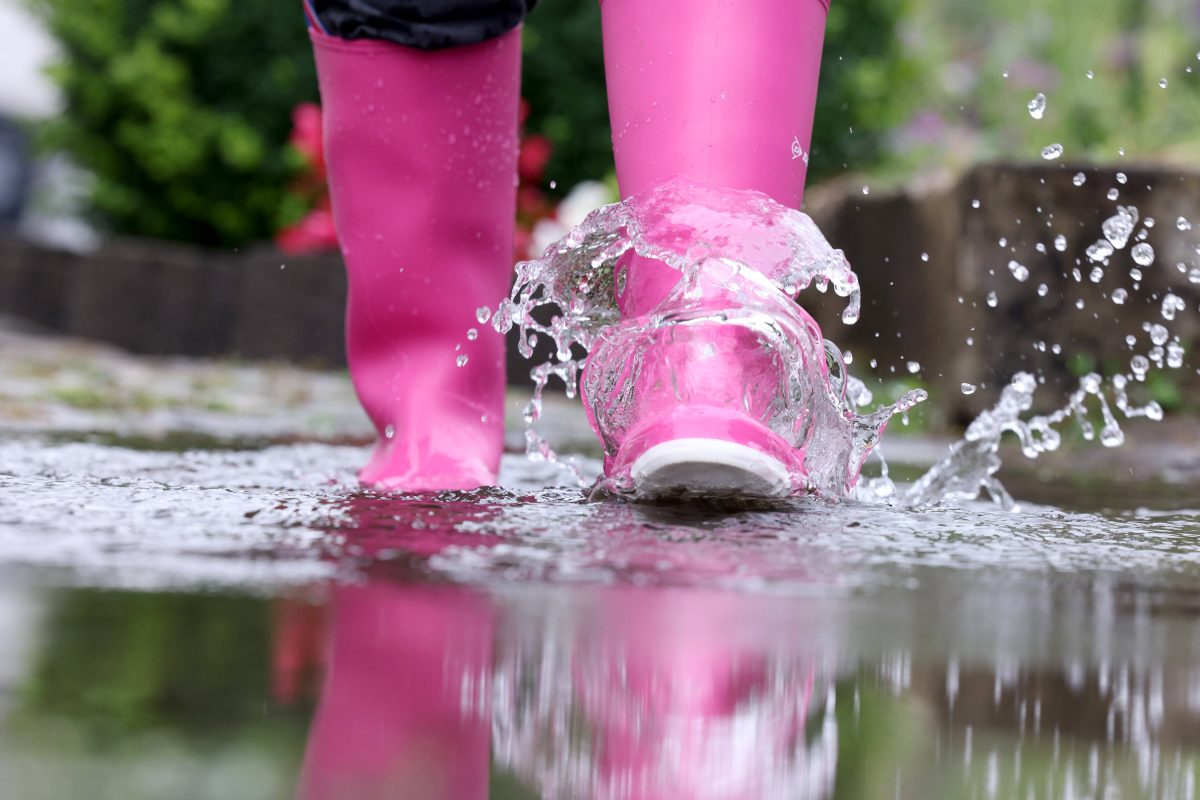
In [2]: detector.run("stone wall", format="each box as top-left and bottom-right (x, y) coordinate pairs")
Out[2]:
(3, 161), (1198, 421)
(805, 162), (1200, 421)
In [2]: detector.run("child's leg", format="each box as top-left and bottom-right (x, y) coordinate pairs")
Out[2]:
(589, 0), (830, 497)
(600, 0), (829, 316)
(308, 3), (526, 491)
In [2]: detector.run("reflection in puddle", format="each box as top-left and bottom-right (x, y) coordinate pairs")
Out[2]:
(4, 442), (1200, 797)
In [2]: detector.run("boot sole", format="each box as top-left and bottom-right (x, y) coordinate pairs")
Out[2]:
(630, 438), (791, 500)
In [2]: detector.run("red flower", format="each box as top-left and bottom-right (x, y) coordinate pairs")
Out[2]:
(289, 102), (325, 175)
(519, 134), (553, 183)
(276, 208), (338, 255)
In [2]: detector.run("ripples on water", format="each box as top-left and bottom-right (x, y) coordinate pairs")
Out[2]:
(4, 435), (1200, 797)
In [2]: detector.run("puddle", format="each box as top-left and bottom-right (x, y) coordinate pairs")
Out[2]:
(3, 437), (1200, 797)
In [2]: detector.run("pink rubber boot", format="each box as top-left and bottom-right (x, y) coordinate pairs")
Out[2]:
(311, 29), (520, 492)
(589, 0), (829, 499)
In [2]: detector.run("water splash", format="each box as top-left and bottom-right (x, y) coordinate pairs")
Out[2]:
(489, 179), (923, 497)
(489, 177), (1185, 511)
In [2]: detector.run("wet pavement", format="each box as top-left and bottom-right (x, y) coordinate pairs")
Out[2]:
(3, 324), (1200, 799)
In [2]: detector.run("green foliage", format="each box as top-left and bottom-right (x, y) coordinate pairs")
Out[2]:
(810, 0), (925, 181)
(896, 0), (1200, 172)
(27, 0), (317, 246)
(521, 0), (611, 193)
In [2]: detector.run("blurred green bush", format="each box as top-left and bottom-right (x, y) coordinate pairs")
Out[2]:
(27, 0), (318, 247)
(32, 0), (917, 247)
(37, 0), (1199, 248)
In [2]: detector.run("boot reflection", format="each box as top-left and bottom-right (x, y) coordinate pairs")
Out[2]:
(494, 587), (836, 800)
(297, 493), (501, 800)
(297, 583), (493, 800)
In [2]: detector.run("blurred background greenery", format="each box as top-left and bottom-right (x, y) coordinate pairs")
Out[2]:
(20, 0), (1200, 248)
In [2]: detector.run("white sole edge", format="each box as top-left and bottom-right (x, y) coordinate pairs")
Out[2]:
(630, 438), (791, 500)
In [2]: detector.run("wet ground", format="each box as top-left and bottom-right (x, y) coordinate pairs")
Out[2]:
(3, 323), (1200, 799)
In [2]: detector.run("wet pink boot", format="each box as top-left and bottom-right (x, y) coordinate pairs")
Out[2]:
(311, 29), (520, 492)
(589, 0), (830, 499)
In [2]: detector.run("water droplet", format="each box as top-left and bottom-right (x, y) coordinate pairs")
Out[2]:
(1131, 354), (1150, 379)
(466, 328), (478, 341)
(549, 180), (557, 190)
(1149, 323), (1169, 345)
(456, 354), (469, 367)
(1073, 172), (1087, 186)
(476, 306), (492, 324)
(986, 291), (998, 308)
(1090, 266), (1104, 283)
(861, 185), (870, 196)
(1037, 283), (1049, 297)
(971, 199), (981, 209)
(1027, 92), (1046, 119)
(1041, 143), (1064, 160)
(1107, 188), (1120, 201)
(1178, 216), (1193, 231)
(1159, 77), (1169, 88)
(1111, 288), (1128, 304)
(1008, 260), (1030, 281)
(1131, 242), (1154, 266)
(1167, 341), (1185, 369)
(1189, 267), (1200, 284)
(1115, 172), (1127, 185)
(961, 383), (977, 395)
(384, 424), (395, 439)
(1054, 234), (1067, 252)
(1102, 206), (1138, 249)
(1161, 293), (1186, 320)
(920, 252), (929, 262)
(1086, 239), (1114, 262)
(1126, 334), (1138, 347)
(1100, 425), (1124, 447)
(906, 361), (921, 374)
(1086, 70), (1095, 79)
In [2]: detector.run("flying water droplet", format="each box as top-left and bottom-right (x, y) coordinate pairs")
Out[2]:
(1131, 242), (1154, 266)
(1159, 77), (1169, 89)
(466, 328), (478, 341)
(1073, 172), (1087, 186)
(1086, 240), (1114, 262)
(1177, 216), (1192, 231)
(384, 424), (395, 439)
(456, 354), (469, 367)
(1086, 70), (1095, 79)
(920, 252), (929, 262)
(961, 383), (977, 395)
(1054, 234), (1067, 252)
(1102, 206), (1138, 249)
(1041, 143), (1064, 160)
(1107, 188), (1120, 201)
(476, 306), (492, 324)
(971, 199), (981, 209)
(907, 361), (921, 374)
(1161, 293), (1186, 320)
(1115, 172), (1127, 185)
(1037, 283), (1049, 297)
(1027, 92), (1046, 119)
(986, 291), (998, 308)
(1008, 260), (1029, 281)
(1111, 288), (1128, 304)
(1149, 323), (1169, 345)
